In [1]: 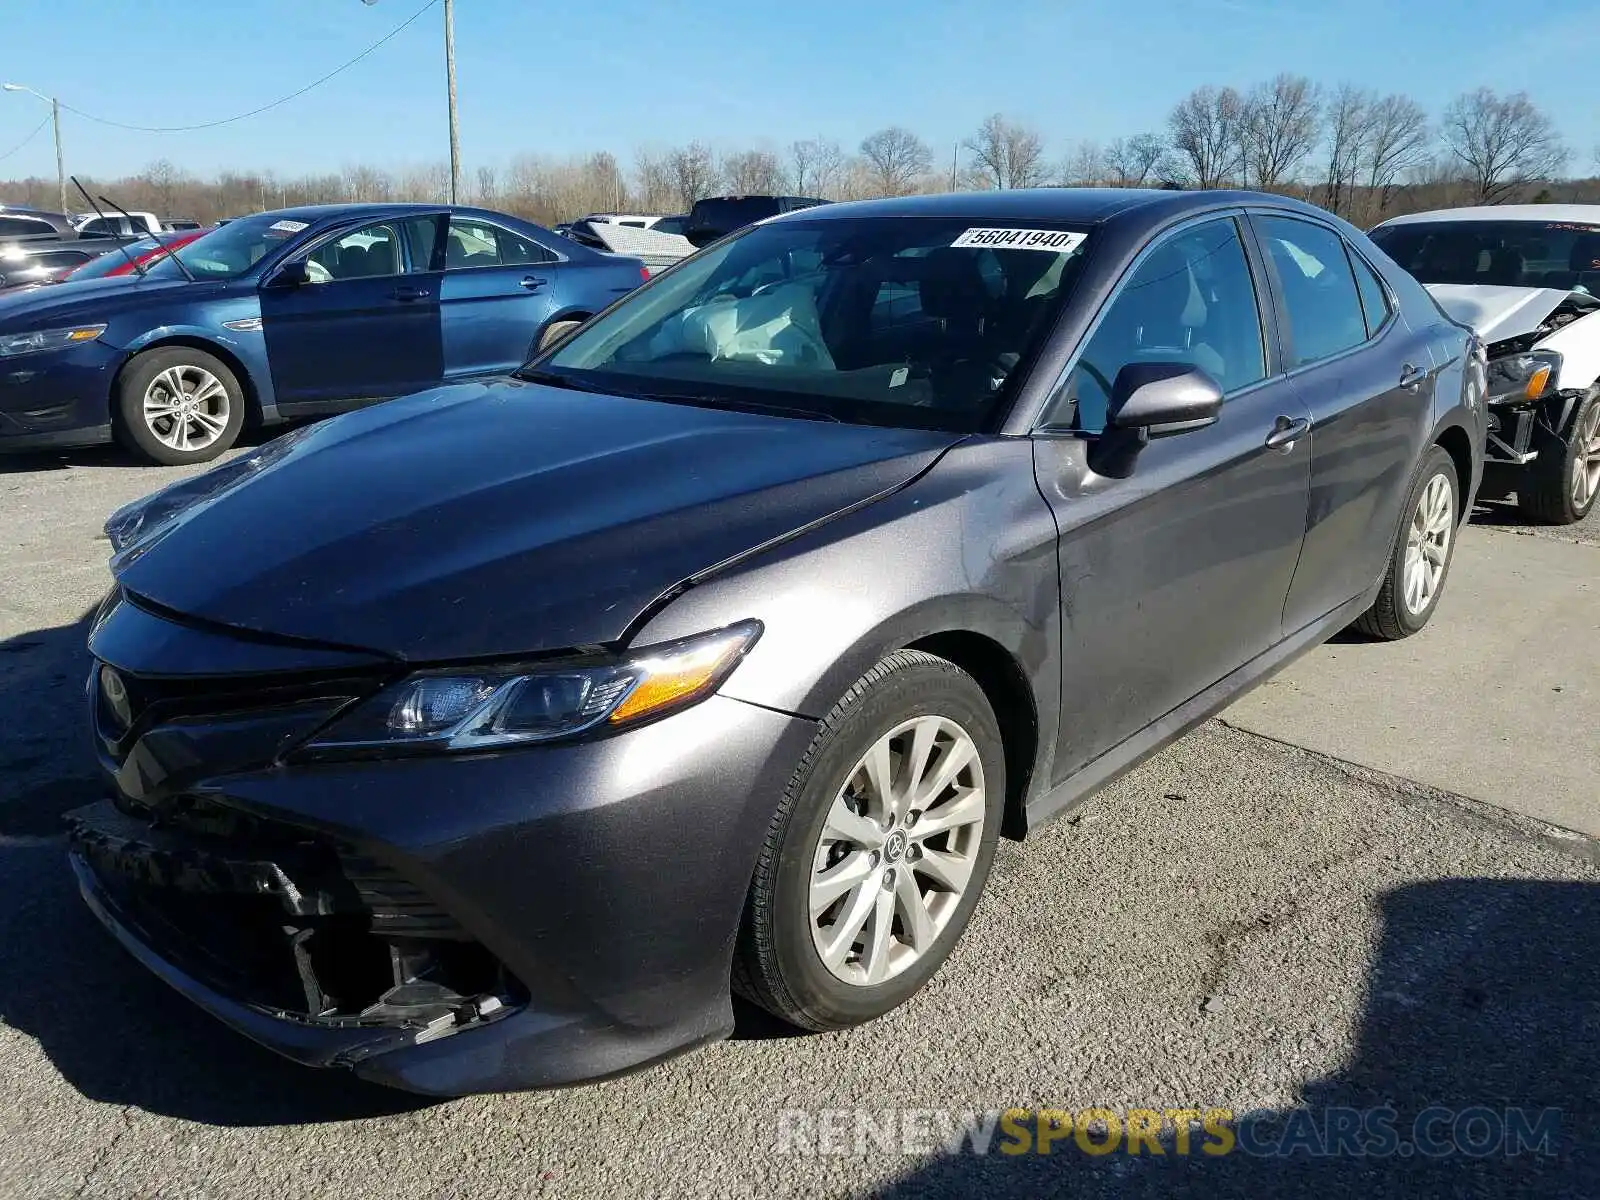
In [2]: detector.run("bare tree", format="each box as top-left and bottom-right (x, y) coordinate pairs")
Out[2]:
(1061, 141), (1106, 186)
(1104, 133), (1173, 187)
(1239, 74), (1322, 190)
(1168, 85), (1246, 189)
(1442, 88), (1568, 203)
(474, 164), (498, 207)
(1362, 93), (1433, 215)
(342, 164), (394, 202)
(964, 114), (1047, 189)
(664, 142), (720, 209)
(722, 148), (787, 194)
(859, 126), (932, 196)
(789, 138), (844, 198)
(141, 159), (183, 216)
(1320, 84), (1372, 217)
(632, 149), (676, 213)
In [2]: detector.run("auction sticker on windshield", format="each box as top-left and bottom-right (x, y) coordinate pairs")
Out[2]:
(951, 228), (1087, 252)
(269, 220), (309, 234)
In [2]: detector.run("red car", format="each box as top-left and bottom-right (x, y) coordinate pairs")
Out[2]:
(64, 228), (211, 281)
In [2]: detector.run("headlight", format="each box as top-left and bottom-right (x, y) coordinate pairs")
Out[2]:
(0, 324), (107, 357)
(304, 621), (762, 754)
(1486, 350), (1560, 403)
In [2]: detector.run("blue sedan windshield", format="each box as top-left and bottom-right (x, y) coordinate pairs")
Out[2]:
(143, 215), (310, 281)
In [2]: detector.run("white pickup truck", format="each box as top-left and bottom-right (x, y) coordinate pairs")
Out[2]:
(74, 211), (165, 238)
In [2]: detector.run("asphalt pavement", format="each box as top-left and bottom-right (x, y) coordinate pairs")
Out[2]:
(0, 446), (1596, 1199)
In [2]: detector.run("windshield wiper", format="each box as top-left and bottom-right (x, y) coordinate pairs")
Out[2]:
(657, 394), (843, 423)
(514, 367), (613, 394)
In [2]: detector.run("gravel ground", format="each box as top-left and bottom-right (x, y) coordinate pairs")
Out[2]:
(0, 445), (1596, 1199)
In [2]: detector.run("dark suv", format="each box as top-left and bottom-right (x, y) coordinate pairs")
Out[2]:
(0, 206), (76, 247)
(684, 194), (829, 247)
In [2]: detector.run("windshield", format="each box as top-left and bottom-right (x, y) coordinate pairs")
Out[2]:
(1370, 219), (1600, 294)
(143, 214), (313, 281)
(534, 216), (1092, 431)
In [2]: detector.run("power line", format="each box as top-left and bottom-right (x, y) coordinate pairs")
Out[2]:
(0, 115), (50, 162)
(59, 0), (439, 134)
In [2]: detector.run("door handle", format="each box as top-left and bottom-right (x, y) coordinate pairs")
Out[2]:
(1264, 415), (1311, 451)
(520, 276), (549, 292)
(391, 285), (431, 301)
(1399, 362), (1428, 390)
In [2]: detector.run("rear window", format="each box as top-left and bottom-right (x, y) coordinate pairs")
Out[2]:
(0, 215), (56, 237)
(689, 198), (782, 232)
(1371, 219), (1600, 293)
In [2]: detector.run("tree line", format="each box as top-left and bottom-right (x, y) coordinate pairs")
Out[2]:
(3, 81), (1596, 230)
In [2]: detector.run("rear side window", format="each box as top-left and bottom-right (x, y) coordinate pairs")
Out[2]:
(445, 218), (554, 268)
(1351, 251), (1392, 337)
(0, 216), (55, 237)
(1257, 215), (1368, 369)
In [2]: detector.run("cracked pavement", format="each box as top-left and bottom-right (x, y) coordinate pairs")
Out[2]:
(1, 448), (1596, 1198)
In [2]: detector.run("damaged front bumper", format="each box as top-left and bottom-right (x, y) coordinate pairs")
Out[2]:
(70, 591), (817, 1095)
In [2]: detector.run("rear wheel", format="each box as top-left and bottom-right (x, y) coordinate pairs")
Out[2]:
(114, 347), (245, 466)
(1517, 386), (1600, 525)
(733, 651), (1004, 1031)
(1355, 445), (1459, 641)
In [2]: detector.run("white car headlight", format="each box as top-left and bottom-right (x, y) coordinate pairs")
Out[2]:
(303, 621), (762, 755)
(0, 324), (107, 357)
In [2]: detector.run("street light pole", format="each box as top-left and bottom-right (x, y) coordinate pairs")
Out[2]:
(2, 83), (67, 218)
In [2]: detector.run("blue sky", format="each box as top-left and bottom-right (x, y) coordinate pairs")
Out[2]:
(2, 0), (1596, 182)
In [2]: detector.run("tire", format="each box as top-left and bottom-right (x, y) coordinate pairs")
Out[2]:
(1516, 385), (1600, 525)
(114, 347), (245, 466)
(733, 650), (1005, 1031)
(537, 318), (585, 353)
(1355, 445), (1460, 641)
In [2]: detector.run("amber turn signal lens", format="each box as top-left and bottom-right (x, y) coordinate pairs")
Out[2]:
(1524, 365), (1551, 400)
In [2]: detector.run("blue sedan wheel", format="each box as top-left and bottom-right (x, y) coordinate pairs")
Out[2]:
(114, 347), (246, 466)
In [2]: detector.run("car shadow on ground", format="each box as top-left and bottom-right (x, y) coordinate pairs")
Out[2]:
(0, 613), (433, 1125)
(0, 422), (295, 475)
(868, 876), (1599, 1198)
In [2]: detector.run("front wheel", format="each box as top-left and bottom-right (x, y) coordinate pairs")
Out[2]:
(114, 347), (245, 466)
(733, 651), (1005, 1031)
(1355, 445), (1459, 641)
(1517, 386), (1600, 525)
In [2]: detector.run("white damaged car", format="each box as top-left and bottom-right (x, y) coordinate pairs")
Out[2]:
(1371, 206), (1600, 524)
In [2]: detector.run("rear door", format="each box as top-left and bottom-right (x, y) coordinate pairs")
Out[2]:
(1032, 214), (1313, 779)
(261, 214), (446, 411)
(1250, 213), (1440, 632)
(438, 216), (563, 379)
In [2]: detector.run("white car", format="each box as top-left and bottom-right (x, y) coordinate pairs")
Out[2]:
(1371, 205), (1600, 524)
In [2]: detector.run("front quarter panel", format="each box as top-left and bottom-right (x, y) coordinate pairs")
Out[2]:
(629, 437), (1062, 809)
(110, 290), (276, 418)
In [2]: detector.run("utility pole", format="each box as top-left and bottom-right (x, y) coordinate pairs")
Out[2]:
(365, 0), (459, 204)
(950, 142), (959, 193)
(2, 83), (66, 218)
(444, 0), (460, 204)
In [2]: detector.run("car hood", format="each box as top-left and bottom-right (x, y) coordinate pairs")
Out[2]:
(1423, 283), (1585, 345)
(112, 379), (959, 661)
(0, 273), (206, 326)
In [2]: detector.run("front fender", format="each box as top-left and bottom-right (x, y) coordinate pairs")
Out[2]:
(117, 316), (276, 421)
(628, 438), (1063, 807)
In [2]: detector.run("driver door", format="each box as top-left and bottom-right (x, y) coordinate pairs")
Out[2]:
(1031, 215), (1313, 780)
(261, 214), (446, 413)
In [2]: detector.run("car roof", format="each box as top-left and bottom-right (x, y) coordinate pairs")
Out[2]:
(1374, 204), (1600, 228)
(780, 187), (1338, 227)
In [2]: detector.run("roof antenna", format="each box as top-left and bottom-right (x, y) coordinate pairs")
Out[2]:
(97, 190), (195, 282)
(70, 177), (146, 278)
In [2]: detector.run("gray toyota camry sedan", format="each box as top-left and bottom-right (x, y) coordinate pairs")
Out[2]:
(71, 188), (1485, 1095)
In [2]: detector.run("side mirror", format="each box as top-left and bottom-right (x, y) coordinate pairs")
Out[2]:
(265, 260), (310, 289)
(1108, 362), (1223, 437)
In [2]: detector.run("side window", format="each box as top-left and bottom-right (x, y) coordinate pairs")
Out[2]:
(1056, 217), (1266, 434)
(403, 215), (442, 272)
(1350, 250), (1392, 337)
(444, 218), (554, 269)
(307, 222), (405, 281)
(0, 216), (54, 237)
(1257, 216), (1368, 368)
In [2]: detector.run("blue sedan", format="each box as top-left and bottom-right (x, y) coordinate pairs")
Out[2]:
(0, 204), (647, 464)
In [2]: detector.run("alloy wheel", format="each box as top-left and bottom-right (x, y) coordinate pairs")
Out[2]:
(142, 365), (231, 454)
(1572, 401), (1600, 512)
(808, 715), (986, 987)
(1402, 471), (1454, 616)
